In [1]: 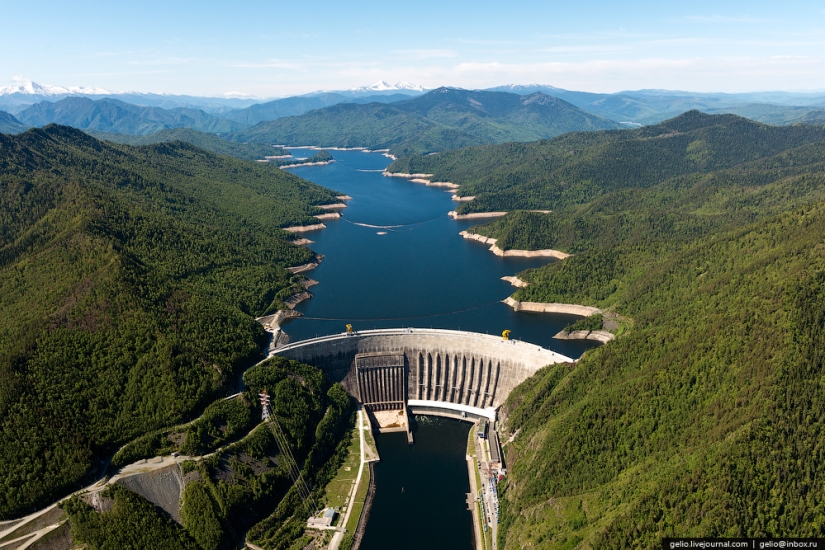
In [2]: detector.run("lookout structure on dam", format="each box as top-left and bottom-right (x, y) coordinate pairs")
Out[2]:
(272, 328), (574, 426)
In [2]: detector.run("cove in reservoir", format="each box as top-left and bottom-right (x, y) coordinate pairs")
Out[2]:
(282, 149), (600, 357)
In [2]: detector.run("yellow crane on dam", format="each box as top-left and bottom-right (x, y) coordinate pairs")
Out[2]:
(502, 330), (511, 341)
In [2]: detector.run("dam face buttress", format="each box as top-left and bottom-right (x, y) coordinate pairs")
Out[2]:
(272, 329), (574, 417)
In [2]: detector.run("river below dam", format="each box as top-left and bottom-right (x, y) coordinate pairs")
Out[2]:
(282, 149), (596, 548)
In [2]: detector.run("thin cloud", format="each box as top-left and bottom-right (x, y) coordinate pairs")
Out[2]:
(683, 14), (766, 23)
(392, 49), (458, 60)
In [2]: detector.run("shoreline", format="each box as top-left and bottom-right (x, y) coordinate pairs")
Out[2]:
(460, 231), (570, 259)
(283, 223), (326, 233)
(314, 212), (341, 221)
(280, 160), (335, 169)
(503, 297), (601, 317)
(384, 171), (459, 189)
(286, 254), (324, 274)
(450, 211), (507, 220)
(501, 275), (529, 288)
(554, 329), (615, 343)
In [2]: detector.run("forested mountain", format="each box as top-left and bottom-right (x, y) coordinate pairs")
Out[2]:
(390, 111), (825, 214)
(488, 85), (825, 125)
(222, 91), (418, 125)
(0, 110), (28, 134)
(497, 200), (825, 547)
(0, 126), (339, 518)
(230, 87), (621, 156)
(86, 127), (287, 161)
(16, 97), (247, 135)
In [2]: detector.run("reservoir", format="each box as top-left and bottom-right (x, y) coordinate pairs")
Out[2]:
(283, 149), (599, 357)
(283, 149), (597, 548)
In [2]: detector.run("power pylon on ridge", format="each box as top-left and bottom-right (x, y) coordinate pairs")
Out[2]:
(259, 390), (318, 515)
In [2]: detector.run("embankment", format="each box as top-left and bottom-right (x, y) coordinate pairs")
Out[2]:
(503, 297), (601, 317)
(460, 231), (570, 259)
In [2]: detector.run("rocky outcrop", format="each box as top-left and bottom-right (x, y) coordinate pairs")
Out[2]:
(313, 212), (341, 221)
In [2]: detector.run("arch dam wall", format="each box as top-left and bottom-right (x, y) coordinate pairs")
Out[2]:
(272, 329), (574, 414)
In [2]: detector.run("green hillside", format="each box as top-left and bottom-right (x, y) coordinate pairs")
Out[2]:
(498, 202), (825, 547)
(389, 111), (825, 215)
(0, 126), (339, 518)
(230, 88), (621, 156)
(65, 357), (354, 550)
(86, 127), (287, 160)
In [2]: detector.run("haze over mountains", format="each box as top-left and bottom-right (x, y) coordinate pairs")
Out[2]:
(231, 87), (622, 155)
(3, 79), (825, 143)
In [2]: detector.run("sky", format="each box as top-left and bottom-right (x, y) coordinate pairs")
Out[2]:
(2, 0), (825, 98)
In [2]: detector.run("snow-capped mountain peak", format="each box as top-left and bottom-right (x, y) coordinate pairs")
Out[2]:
(0, 78), (113, 96)
(348, 80), (426, 93)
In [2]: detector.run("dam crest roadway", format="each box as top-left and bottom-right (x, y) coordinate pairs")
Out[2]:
(271, 328), (574, 423)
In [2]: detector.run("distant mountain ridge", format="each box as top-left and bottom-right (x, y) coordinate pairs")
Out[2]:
(230, 87), (621, 156)
(485, 84), (825, 125)
(16, 97), (245, 135)
(0, 111), (28, 134)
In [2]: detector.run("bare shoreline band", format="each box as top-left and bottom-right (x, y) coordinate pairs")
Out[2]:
(460, 231), (570, 259)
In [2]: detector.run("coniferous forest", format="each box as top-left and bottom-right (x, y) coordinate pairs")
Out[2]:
(0, 125), (340, 519)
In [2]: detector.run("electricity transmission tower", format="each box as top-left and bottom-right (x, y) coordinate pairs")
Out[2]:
(259, 391), (318, 515)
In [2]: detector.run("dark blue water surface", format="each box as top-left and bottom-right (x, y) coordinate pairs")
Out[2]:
(359, 417), (475, 550)
(282, 149), (599, 359)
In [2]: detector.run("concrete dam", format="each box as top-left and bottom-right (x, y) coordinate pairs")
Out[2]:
(272, 328), (574, 420)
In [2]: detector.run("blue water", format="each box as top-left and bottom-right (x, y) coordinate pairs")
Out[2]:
(282, 149), (599, 359)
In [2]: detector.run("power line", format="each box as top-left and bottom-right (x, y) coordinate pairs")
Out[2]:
(259, 391), (318, 515)
(301, 300), (502, 322)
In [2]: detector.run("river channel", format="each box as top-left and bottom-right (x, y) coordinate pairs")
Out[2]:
(283, 149), (596, 548)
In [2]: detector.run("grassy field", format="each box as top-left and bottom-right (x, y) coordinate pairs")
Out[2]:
(321, 426), (361, 517)
(344, 465), (370, 534)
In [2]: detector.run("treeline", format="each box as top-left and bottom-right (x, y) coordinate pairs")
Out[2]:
(0, 126), (340, 519)
(86, 127), (288, 161)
